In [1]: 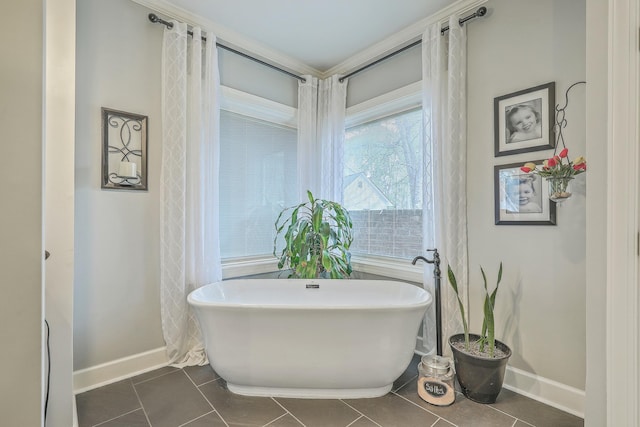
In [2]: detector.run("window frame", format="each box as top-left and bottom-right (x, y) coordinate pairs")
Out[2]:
(219, 82), (427, 281)
(345, 82), (424, 282)
(219, 85), (296, 278)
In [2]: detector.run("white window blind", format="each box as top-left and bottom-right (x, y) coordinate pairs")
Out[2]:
(219, 110), (297, 259)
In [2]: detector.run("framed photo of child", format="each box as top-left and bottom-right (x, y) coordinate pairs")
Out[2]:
(494, 82), (555, 157)
(494, 160), (557, 225)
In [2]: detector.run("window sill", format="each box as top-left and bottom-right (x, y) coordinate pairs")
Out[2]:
(221, 254), (424, 283)
(222, 256), (280, 279)
(350, 255), (423, 283)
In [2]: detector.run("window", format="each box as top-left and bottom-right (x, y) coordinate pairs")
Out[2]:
(219, 110), (297, 259)
(344, 107), (423, 260)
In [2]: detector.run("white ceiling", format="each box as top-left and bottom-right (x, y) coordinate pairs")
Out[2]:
(162, 0), (458, 72)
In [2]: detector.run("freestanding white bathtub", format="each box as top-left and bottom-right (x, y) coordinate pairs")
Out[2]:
(187, 279), (431, 399)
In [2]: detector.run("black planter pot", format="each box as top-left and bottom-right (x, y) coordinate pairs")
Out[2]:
(449, 333), (512, 404)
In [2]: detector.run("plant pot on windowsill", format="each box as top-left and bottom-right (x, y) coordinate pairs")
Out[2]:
(449, 333), (511, 404)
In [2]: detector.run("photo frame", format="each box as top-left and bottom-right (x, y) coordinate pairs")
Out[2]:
(494, 160), (556, 225)
(494, 82), (555, 157)
(101, 107), (148, 190)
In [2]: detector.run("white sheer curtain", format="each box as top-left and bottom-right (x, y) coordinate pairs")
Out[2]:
(421, 14), (468, 355)
(161, 22), (222, 367)
(297, 75), (347, 202)
(297, 75), (319, 200)
(317, 75), (348, 202)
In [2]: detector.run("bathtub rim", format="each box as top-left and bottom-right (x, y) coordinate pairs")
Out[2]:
(187, 279), (432, 310)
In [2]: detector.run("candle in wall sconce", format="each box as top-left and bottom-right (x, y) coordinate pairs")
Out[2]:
(118, 161), (137, 178)
(101, 108), (148, 190)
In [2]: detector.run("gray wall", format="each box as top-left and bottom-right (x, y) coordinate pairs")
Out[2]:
(346, 44), (421, 107)
(0, 2), (44, 425)
(465, 0), (586, 389)
(74, 0), (165, 370)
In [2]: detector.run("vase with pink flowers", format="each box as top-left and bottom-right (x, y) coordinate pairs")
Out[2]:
(520, 81), (587, 203)
(520, 148), (586, 203)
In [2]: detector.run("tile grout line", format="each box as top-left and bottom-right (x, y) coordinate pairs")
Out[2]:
(393, 374), (418, 393)
(429, 417), (453, 427)
(90, 408), (145, 427)
(270, 397), (308, 427)
(132, 368), (179, 386)
(193, 376), (220, 387)
(177, 410), (216, 427)
(487, 403), (531, 426)
(514, 417), (536, 427)
(262, 412), (298, 427)
(339, 400), (384, 427)
(183, 366), (221, 386)
(185, 372), (231, 427)
(390, 390), (441, 419)
(130, 378), (154, 427)
(345, 415), (365, 427)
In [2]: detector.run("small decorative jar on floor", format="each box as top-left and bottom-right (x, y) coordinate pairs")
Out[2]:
(417, 355), (455, 406)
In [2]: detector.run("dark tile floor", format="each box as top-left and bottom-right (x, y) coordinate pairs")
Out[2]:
(76, 355), (584, 427)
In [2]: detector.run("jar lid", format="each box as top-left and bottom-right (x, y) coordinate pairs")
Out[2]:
(420, 355), (451, 375)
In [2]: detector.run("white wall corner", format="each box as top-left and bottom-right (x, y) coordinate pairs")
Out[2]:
(129, 0), (320, 77)
(504, 366), (585, 419)
(324, 0), (489, 78)
(73, 347), (169, 394)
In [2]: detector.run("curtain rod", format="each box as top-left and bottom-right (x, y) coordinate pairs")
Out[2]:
(148, 13), (307, 83)
(338, 6), (488, 83)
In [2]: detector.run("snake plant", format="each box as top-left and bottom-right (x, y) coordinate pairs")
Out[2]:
(447, 262), (503, 357)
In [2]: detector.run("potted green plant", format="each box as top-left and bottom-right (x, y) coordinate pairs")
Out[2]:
(273, 190), (353, 279)
(447, 262), (512, 404)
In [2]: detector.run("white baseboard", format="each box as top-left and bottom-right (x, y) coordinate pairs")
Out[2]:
(503, 365), (585, 419)
(73, 347), (169, 394)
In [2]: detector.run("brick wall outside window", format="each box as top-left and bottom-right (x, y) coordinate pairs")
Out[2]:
(349, 209), (422, 259)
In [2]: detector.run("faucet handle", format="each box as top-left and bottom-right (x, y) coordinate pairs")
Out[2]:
(425, 248), (440, 274)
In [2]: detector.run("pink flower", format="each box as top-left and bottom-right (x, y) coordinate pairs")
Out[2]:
(559, 148), (569, 158)
(547, 157), (557, 168)
(573, 163), (587, 171)
(520, 166), (532, 173)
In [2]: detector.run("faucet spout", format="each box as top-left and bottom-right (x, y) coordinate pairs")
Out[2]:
(411, 256), (429, 265)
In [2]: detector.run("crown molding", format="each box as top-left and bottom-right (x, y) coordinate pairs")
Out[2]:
(323, 0), (488, 79)
(130, 0), (321, 77)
